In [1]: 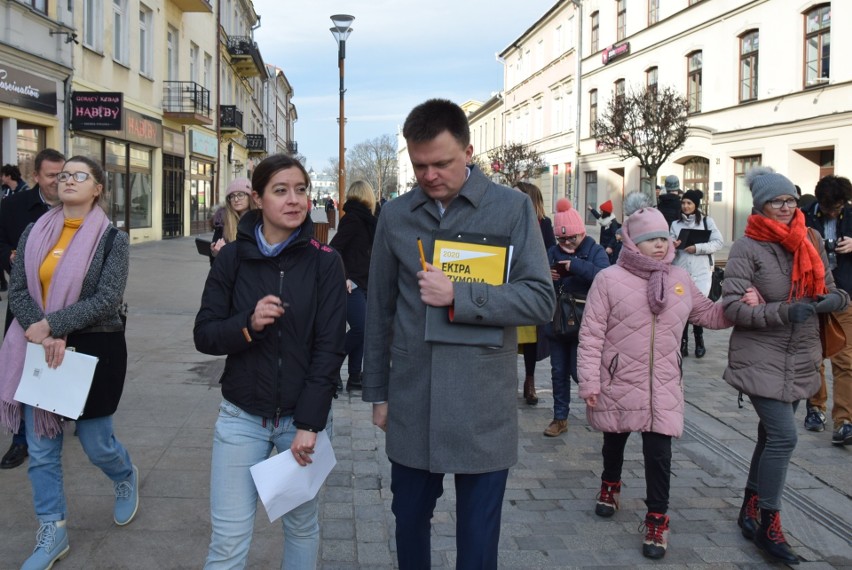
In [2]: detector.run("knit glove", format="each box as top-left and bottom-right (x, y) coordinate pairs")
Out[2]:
(787, 302), (816, 323)
(815, 292), (846, 314)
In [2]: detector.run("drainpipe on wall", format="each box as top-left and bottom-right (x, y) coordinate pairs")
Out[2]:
(570, 0), (583, 206)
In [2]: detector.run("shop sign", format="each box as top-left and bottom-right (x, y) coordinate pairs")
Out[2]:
(71, 92), (123, 130)
(602, 42), (630, 65)
(0, 63), (57, 114)
(163, 129), (185, 157)
(190, 130), (218, 158)
(123, 109), (162, 147)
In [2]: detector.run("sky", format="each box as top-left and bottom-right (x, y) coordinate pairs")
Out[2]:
(252, 0), (557, 173)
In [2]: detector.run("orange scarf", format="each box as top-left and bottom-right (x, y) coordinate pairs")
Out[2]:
(744, 208), (826, 301)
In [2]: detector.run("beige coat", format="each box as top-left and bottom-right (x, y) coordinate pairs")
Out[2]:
(722, 233), (848, 402)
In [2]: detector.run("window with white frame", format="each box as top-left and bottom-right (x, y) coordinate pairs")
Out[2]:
(804, 4), (830, 87)
(113, 0), (128, 64)
(616, 0), (627, 41)
(554, 25), (563, 58)
(648, 0), (659, 25)
(646, 66), (658, 96)
(139, 5), (152, 76)
(739, 30), (758, 102)
(19, 0), (47, 13)
(551, 88), (562, 135)
(84, 0), (103, 51)
(591, 11), (599, 53)
(534, 97), (544, 141)
(190, 43), (199, 84)
(204, 53), (212, 91)
(567, 16), (575, 49)
(589, 89), (598, 135)
(687, 51), (702, 114)
(167, 25), (178, 81)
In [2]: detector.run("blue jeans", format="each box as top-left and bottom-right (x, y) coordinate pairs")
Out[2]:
(746, 396), (800, 511)
(547, 330), (578, 420)
(204, 400), (332, 570)
(344, 287), (367, 377)
(390, 461), (508, 570)
(24, 405), (133, 522)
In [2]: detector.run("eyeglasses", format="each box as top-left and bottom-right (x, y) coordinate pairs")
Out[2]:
(57, 171), (91, 183)
(767, 198), (798, 209)
(556, 235), (582, 243)
(228, 192), (249, 201)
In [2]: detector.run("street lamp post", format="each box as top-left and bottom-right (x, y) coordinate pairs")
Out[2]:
(330, 14), (354, 219)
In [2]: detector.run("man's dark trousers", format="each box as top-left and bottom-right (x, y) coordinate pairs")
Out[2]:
(390, 460), (509, 569)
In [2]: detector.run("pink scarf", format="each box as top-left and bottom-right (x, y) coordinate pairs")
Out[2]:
(0, 206), (110, 437)
(617, 230), (675, 315)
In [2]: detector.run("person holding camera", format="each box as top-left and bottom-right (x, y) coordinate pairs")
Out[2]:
(802, 174), (852, 445)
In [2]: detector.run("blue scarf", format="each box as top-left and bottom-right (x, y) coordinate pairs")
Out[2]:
(255, 223), (300, 257)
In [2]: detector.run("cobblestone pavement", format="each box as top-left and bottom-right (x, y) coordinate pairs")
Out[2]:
(0, 236), (849, 569)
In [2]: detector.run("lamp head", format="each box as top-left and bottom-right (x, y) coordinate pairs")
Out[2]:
(330, 14), (354, 44)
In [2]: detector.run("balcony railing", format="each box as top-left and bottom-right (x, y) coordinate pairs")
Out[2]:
(246, 134), (266, 153)
(286, 141), (298, 155)
(163, 81), (212, 125)
(226, 36), (265, 77)
(219, 105), (244, 132)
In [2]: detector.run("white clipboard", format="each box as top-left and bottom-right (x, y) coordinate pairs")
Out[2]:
(14, 343), (98, 419)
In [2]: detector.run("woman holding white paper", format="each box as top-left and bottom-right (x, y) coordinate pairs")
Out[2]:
(0, 155), (137, 570)
(194, 154), (346, 569)
(670, 190), (723, 358)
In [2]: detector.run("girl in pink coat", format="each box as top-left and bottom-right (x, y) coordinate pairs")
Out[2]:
(577, 207), (739, 560)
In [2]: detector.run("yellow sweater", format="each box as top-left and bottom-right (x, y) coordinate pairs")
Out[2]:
(39, 218), (83, 306)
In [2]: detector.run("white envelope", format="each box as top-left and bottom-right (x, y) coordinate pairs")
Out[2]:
(250, 430), (336, 522)
(14, 343), (98, 419)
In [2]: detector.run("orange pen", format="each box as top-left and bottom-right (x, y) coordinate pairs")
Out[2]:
(417, 237), (428, 271)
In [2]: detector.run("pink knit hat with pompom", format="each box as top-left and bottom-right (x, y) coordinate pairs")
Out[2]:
(553, 198), (585, 237)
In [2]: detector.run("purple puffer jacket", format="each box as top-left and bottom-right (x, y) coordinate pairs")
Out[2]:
(577, 264), (731, 437)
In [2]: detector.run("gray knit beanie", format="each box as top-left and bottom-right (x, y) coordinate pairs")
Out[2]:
(746, 166), (797, 209)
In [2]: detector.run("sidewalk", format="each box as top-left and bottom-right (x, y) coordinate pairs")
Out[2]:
(0, 236), (849, 569)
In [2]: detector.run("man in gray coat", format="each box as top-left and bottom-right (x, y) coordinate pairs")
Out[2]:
(362, 99), (555, 569)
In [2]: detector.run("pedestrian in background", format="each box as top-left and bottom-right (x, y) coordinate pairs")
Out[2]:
(657, 176), (682, 227)
(362, 99), (554, 569)
(194, 154), (346, 569)
(0, 155), (137, 570)
(578, 207), (734, 560)
(670, 189), (723, 358)
(587, 199), (621, 259)
(544, 198), (609, 437)
(722, 166), (848, 565)
(0, 148), (65, 471)
(802, 174), (852, 444)
(210, 178), (255, 259)
(514, 181), (555, 405)
(330, 179), (378, 393)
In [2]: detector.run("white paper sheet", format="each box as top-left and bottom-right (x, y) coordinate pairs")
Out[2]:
(250, 430), (336, 522)
(14, 342), (98, 419)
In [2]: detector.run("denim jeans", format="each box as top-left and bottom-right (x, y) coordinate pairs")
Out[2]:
(204, 400), (332, 570)
(746, 396), (799, 511)
(24, 405), (133, 522)
(547, 328), (578, 420)
(344, 287), (367, 378)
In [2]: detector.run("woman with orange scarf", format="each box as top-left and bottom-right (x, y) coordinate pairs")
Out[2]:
(721, 167), (848, 565)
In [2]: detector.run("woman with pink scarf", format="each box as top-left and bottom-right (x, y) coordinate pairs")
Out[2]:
(0, 156), (136, 570)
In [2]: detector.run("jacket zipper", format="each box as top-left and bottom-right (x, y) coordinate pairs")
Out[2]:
(649, 313), (656, 433)
(275, 268), (284, 427)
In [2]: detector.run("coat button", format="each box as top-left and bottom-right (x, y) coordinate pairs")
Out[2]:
(476, 297), (485, 303)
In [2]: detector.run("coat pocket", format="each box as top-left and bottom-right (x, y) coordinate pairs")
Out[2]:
(603, 353), (619, 394)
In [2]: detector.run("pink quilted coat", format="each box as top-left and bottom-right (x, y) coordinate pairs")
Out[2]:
(577, 264), (731, 437)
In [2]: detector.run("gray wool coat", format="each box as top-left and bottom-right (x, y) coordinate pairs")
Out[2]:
(722, 231), (848, 402)
(362, 167), (555, 474)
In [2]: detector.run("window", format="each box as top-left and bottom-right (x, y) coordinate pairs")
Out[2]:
(648, 0), (659, 25)
(534, 97), (543, 141)
(83, 0), (103, 51)
(552, 89), (562, 135)
(684, 157), (710, 213)
(687, 51), (702, 114)
(585, 172), (598, 224)
(739, 30), (758, 102)
(167, 26), (178, 81)
(554, 25), (563, 58)
(616, 0), (627, 41)
(190, 43), (199, 84)
(804, 4), (830, 86)
(113, 0), (128, 64)
(734, 155), (762, 238)
(19, 0), (46, 13)
(139, 5), (152, 76)
(614, 79), (625, 105)
(567, 15), (575, 49)
(591, 11), (599, 53)
(589, 89), (598, 135)
(646, 66), (658, 96)
(203, 53), (212, 91)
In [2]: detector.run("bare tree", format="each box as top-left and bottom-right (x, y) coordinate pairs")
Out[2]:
(487, 143), (546, 187)
(594, 84), (689, 196)
(347, 134), (399, 200)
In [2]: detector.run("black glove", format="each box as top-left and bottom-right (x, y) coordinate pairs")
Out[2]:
(815, 291), (846, 314)
(787, 302), (816, 323)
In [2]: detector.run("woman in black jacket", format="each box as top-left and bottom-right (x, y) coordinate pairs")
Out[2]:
(330, 180), (377, 392)
(194, 154), (347, 569)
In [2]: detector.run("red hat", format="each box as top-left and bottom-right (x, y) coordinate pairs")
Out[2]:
(553, 198), (585, 237)
(599, 200), (613, 215)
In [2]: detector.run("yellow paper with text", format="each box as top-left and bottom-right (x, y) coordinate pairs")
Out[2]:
(432, 239), (508, 285)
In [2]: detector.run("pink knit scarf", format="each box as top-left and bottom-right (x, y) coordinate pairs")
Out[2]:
(0, 206), (109, 437)
(617, 231), (675, 315)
